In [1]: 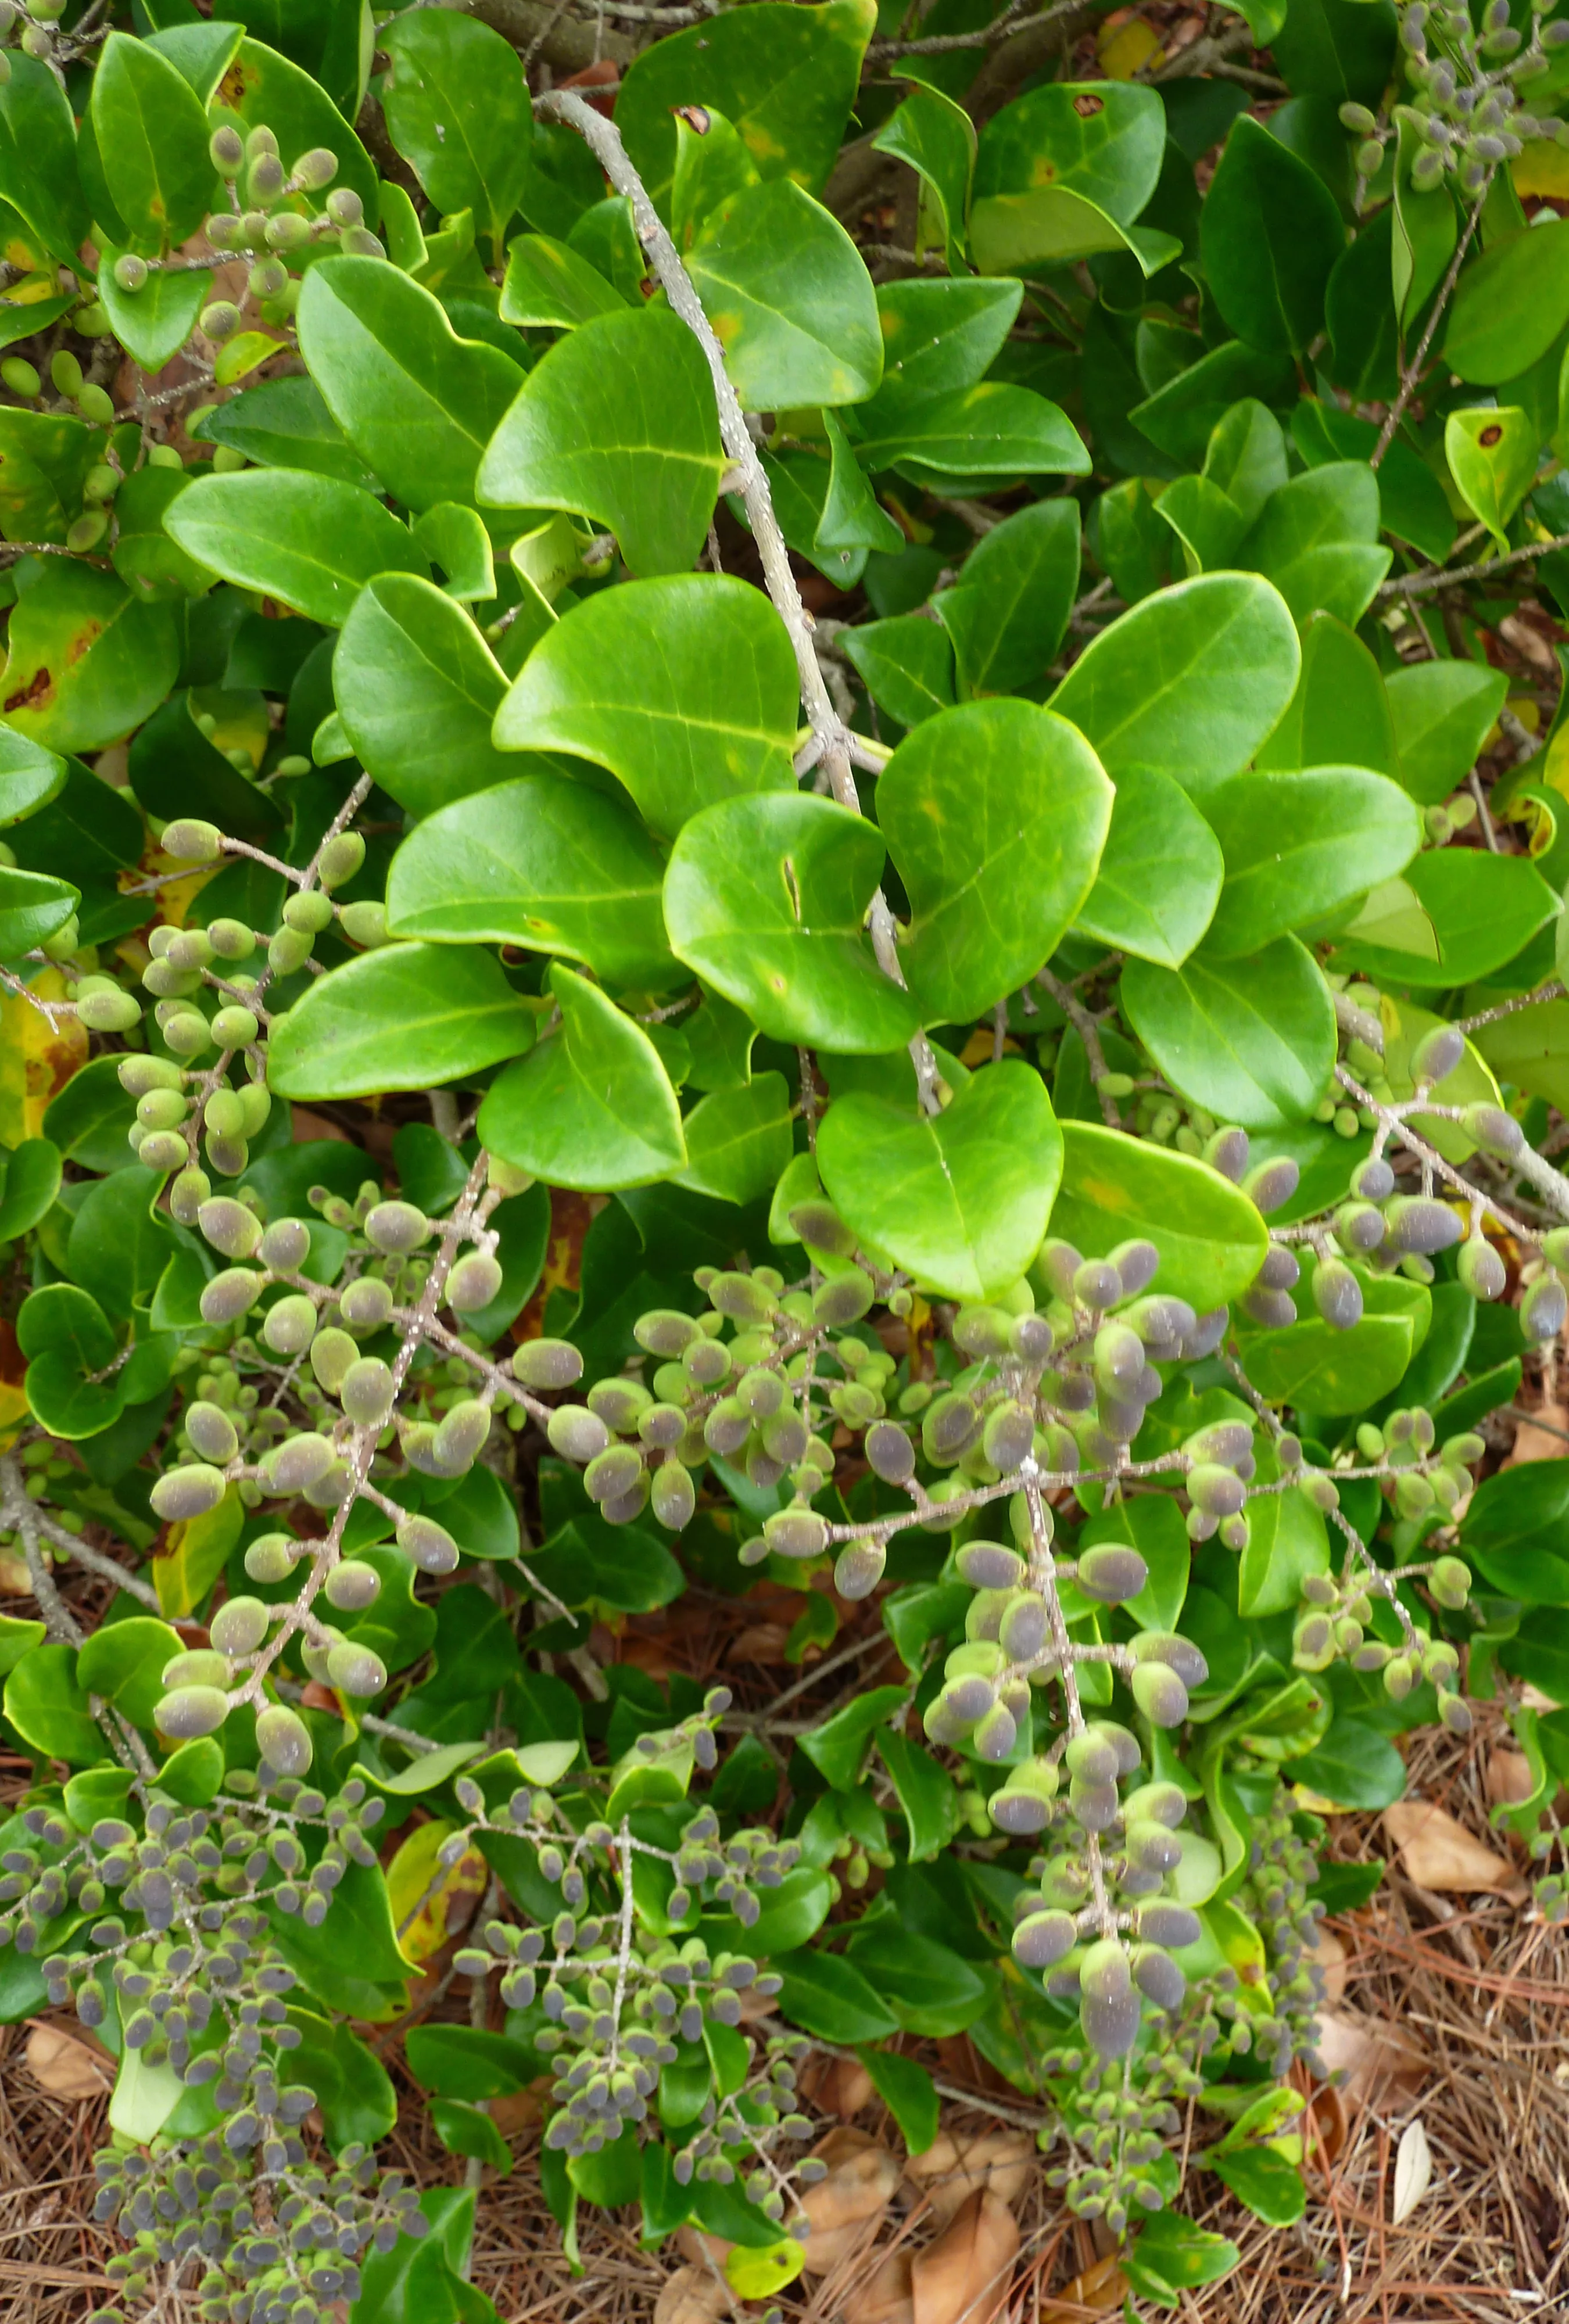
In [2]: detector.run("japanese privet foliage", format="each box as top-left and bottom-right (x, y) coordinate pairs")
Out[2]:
(6, 0), (1569, 2314)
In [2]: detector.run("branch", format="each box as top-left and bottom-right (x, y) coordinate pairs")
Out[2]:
(536, 87), (945, 1114)
(1377, 527), (1569, 603)
(1373, 174), (1492, 469)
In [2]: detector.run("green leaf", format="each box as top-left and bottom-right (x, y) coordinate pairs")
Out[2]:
(495, 574), (798, 838)
(857, 2046), (940, 2154)
(333, 575), (514, 819)
(664, 792), (920, 1053)
(970, 81), (1168, 275)
(1200, 115), (1346, 354)
(853, 382), (1089, 482)
(1073, 767), (1225, 970)
(1237, 1455), (1330, 1619)
(675, 1074), (793, 1203)
(689, 179), (882, 410)
(1130, 339), (1296, 467)
(876, 1730), (961, 1863)
(386, 771), (674, 987)
(1446, 406), (1538, 547)
(0, 1139), (61, 1243)
(163, 471), (428, 627)
(128, 689), (284, 845)
(187, 376), (377, 489)
(268, 944), (538, 1100)
(1241, 462), (1392, 629)
(615, 0), (876, 213)
(1205, 2146), (1306, 2228)
(155, 1490), (243, 1623)
(1047, 1121), (1269, 1311)
(1080, 1493), (1191, 1630)
(1203, 768), (1421, 957)
(1121, 937), (1335, 1131)
(17, 1282), (126, 1440)
(478, 963), (686, 1191)
(845, 1924), (988, 2037)
(477, 308), (726, 578)
(0, 55), (92, 264)
(1256, 608), (1399, 779)
(1050, 572), (1299, 800)
(1340, 848), (1557, 987)
(871, 83), (976, 272)
(1283, 1713), (1406, 1811)
(3, 1644), (98, 1766)
(78, 1616), (185, 1733)
(797, 1685), (908, 1788)
(297, 257), (522, 514)
(500, 234), (628, 329)
(432, 2098), (513, 2174)
(381, 8), (533, 259)
(817, 1063), (1062, 1301)
(1447, 219), (1569, 385)
(1238, 1270), (1427, 1412)
(773, 1949), (900, 2043)
(155, 1735), (226, 1807)
(90, 29), (215, 255)
(877, 700), (1112, 1023)
(0, 727), (65, 827)
(933, 498), (1080, 697)
(0, 866), (77, 956)
(0, 564), (180, 756)
(841, 614), (956, 729)
(1123, 2211), (1240, 2304)
(1385, 659), (1506, 808)
(864, 277), (1023, 415)
(407, 2024), (541, 2100)
(97, 246), (209, 373)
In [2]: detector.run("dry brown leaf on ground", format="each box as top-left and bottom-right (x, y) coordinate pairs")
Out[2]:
(26, 2021), (113, 2101)
(904, 2131), (1034, 2226)
(797, 2127), (902, 2274)
(1504, 1403), (1569, 1465)
(1391, 2118), (1434, 2225)
(1038, 2254), (1128, 2318)
(911, 2189), (1020, 2324)
(1301, 2077), (1349, 2172)
(843, 2246), (914, 2324)
(1314, 2009), (1427, 2103)
(1383, 1800), (1522, 1893)
(653, 2262), (730, 2324)
(801, 2052), (875, 2119)
(1308, 1925), (1348, 2005)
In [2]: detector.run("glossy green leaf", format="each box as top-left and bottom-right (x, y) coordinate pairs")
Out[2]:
(1238, 1277), (1426, 1414)
(871, 82), (976, 272)
(1122, 938), (1336, 1131)
(3, 1644), (98, 1766)
(856, 2046), (939, 2155)
(78, 1616), (184, 1733)
(0, 56), (92, 263)
(876, 1730), (962, 1863)
(381, 8), (533, 257)
(615, 0), (876, 211)
(500, 234), (628, 329)
(1201, 115), (1346, 353)
(0, 866), (78, 956)
(97, 248), (209, 373)
(933, 498), (1080, 697)
(1072, 767), (1225, 970)
(1446, 219), (1569, 385)
(1049, 572), (1299, 800)
(689, 178), (881, 410)
(1385, 659), (1507, 807)
(1237, 1445), (1330, 1616)
(0, 564), (181, 756)
(816, 1062), (1062, 1301)
(846, 1924), (988, 2038)
(1291, 399), (1455, 565)
(1202, 768), (1421, 957)
(0, 1139), (62, 1243)
(268, 944), (538, 1100)
(0, 727), (65, 827)
(674, 1073), (793, 1203)
(334, 575), (513, 817)
(495, 575), (798, 837)
(298, 258), (522, 514)
(286, 2011), (397, 2154)
(970, 83), (1169, 275)
(90, 29), (215, 255)
(1338, 848), (1558, 987)
(854, 382), (1089, 482)
(1240, 462), (1392, 630)
(187, 376), (377, 489)
(1445, 406), (1537, 546)
(665, 792), (918, 1053)
(773, 1949), (900, 2044)
(1048, 1122), (1267, 1310)
(877, 700), (1112, 1023)
(386, 772), (674, 987)
(478, 964), (686, 1190)
(477, 309), (726, 576)
(1255, 610), (1399, 779)
(163, 472), (428, 627)
(865, 277), (1022, 417)
(840, 614), (956, 730)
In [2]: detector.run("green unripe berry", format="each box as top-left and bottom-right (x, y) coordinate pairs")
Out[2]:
(184, 1401), (239, 1464)
(245, 1533), (300, 1584)
(50, 350), (83, 397)
(77, 985), (142, 1032)
(210, 1595), (269, 1656)
(112, 252), (149, 293)
(66, 511), (108, 553)
(163, 819), (223, 864)
(326, 188), (365, 228)
(365, 1200), (428, 1253)
(211, 1005), (260, 1049)
(309, 1327), (357, 1393)
(268, 925), (314, 975)
(513, 1339), (583, 1390)
(325, 1641), (386, 1698)
(339, 1356), (395, 1428)
(338, 900), (389, 947)
(325, 1559), (381, 1611)
(447, 1250), (503, 1312)
(83, 463), (119, 503)
(1, 356), (40, 399)
(317, 831), (366, 890)
(200, 301), (242, 342)
(262, 1293), (318, 1355)
(282, 889), (334, 934)
(199, 1196), (263, 1259)
(256, 1704), (313, 1775)
(210, 125), (245, 174)
(151, 1464), (228, 1522)
(77, 385), (115, 426)
(155, 1685), (230, 1740)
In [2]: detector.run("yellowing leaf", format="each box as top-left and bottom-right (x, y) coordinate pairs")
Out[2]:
(215, 330), (283, 387)
(386, 1817), (489, 1965)
(0, 968), (86, 1146)
(1097, 14), (1163, 77)
(1513, 138), (1569, 199)
(724, 2237), (805, 2298)
(155, 1486), (243, 1619)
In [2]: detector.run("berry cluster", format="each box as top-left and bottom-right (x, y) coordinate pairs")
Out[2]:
(1341, 0), (1569, 196)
